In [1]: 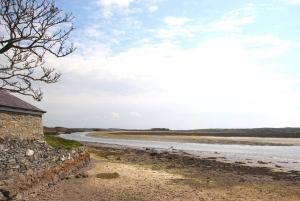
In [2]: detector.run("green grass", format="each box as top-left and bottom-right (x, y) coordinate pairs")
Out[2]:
(43, 135), (83, 150)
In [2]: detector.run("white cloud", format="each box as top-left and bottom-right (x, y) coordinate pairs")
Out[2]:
(96, 0), (137, 18)
(285, 0), (300, 5)
(148, 5), (158, 12)
(33, 3), (300, 128)
(206, 4), (256, 32)
(111, 112), (121, 119)
(130, 112), (142, 118)
(97, 0), (136, 8)
(84, 26), (103, 38)
(164, 16), (190, 26)
(242, 34), (295, 59)
(155, 17), (193, 40)
(156, 27), (194, 40)
(46, 34), (297, 115)
(35, 31), (300, 128)
(208, 16), (254, 32)
(156, 5), (255, 41)
(96, 0), (162, 18)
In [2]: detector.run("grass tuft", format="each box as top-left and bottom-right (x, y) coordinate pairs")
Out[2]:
(44, 135), (83, 150)
(96, 172), (120, 179)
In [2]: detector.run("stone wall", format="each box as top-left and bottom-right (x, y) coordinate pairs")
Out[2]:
(0, 139), (90, 200)
(0, 111), (43, 140)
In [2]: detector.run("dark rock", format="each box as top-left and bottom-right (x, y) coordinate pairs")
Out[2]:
(75, 172), (89, 178)
(150, 152), (157, 156)
(0, 189), (10, 201)
(257, 161), (268, 164)
(7, 159), (16, 164)
(239, 178), (246, 182)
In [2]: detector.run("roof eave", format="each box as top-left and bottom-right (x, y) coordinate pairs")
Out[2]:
(0, 106), (46, 116)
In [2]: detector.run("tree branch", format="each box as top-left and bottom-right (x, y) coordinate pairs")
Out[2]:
(0, 0), (75, 100)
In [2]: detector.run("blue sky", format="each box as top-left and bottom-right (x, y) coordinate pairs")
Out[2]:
(25, 0), (300, 129)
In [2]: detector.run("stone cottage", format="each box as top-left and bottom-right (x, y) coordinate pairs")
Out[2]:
(0, 90), (90, 200)
(0, 90), (46, 139)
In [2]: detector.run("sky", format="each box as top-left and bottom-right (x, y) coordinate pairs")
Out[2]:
(23, 0), (300, 129)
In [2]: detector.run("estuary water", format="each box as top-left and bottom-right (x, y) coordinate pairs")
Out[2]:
(60, 132), (300, 171)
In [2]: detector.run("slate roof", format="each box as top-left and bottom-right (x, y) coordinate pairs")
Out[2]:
(0, 90), (46, 114)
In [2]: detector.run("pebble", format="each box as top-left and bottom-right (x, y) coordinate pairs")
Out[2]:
(26, 149), (35, 156)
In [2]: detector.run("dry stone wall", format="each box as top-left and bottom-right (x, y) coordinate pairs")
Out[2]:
(0, 139), (90, 200)
(0, 112), (43, 140)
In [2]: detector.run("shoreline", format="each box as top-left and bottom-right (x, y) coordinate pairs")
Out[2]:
(84, 142), (300, 181)
(60, 132), (300, 172)
(24, 142), (300, 201)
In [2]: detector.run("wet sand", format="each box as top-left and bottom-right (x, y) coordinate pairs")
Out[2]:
(24, 144), (300, 201)
(89, 131), (300, 146)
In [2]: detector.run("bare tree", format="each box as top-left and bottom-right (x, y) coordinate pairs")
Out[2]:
(0, 0), (75, 100)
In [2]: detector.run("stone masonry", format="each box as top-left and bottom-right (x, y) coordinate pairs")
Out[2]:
(0, 112), (43, 140)
(0, 138), (90, 200)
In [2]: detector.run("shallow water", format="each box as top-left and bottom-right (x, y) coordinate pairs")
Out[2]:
(60, 132), (300, 171)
